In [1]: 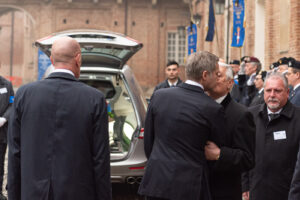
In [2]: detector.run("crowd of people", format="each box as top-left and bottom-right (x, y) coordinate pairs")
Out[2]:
(2, 35), (300, 200)
(139, 53), (300, 200)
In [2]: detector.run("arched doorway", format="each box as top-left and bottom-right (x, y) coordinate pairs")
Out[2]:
(0, 5), (36, 87)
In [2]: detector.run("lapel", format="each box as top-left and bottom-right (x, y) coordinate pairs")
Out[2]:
(178, 82), (204, 94)
(221, 93), (231, 109)
(46, 72), (78, 82)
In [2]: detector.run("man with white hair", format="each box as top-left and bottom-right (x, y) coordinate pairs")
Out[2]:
(205, 61), (255, 200)
(242, 72), (300, 200)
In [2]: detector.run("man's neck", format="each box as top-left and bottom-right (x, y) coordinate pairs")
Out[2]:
(293, 82), (300, 90)
(168, 78), (178, 84)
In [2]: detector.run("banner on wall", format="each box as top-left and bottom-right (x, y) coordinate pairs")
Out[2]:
(205, 0), (215, 42)
(187, 23), (197, 55)
(38, 49), (52, 80)
(231, 0), (245, 47)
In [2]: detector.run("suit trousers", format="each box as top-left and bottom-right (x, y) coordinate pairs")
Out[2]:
(0, 143), (6, 193)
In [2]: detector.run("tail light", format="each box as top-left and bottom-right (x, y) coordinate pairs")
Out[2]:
(138, 128), (144, 139)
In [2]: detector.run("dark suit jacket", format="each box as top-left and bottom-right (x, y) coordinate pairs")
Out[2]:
(153, 78), (182, 92)
(209, 94), (255, 200)
(289, 86), (300, 107)
(0, 76), (14, 143)
(8, 72), (111, 200)
(138, 83), (226, 200)
(249, 90), (264, 107)
(242, 102), (300, 200)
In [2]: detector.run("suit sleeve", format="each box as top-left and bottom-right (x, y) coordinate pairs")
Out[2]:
(214, 110), (256, 172)
(288, 146), (300, 200)
(144, 94), (156, 159)
(93, 96), (112, 200)
(3, 80), (14, 120)
(7, 91), (21, 200)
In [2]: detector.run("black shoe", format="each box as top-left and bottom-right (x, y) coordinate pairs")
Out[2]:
(0, 193), (7, 200)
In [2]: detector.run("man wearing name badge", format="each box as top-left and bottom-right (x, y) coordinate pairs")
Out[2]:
(153, 60), (182, 92)
(286, 60), (300, 106)
(0, 74), (14, 200)
(241, 72), (300, 200)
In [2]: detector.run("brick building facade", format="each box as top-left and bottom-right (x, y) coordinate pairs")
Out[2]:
(0, 0), (190, 94)
(192, 0), (300, 70)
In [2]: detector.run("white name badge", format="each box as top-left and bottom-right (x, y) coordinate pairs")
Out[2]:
(273, 131), (287, 140)
(0, 88), (7, 94)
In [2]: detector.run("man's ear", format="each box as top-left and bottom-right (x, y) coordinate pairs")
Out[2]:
(202, 70), (209, 81)
(50, 56), (54, 65)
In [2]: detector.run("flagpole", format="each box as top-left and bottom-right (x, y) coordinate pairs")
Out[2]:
(212, 0), (222, 57)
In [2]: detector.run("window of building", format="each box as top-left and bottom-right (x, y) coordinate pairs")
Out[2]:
(215, 0), (225, 15)
(167, 31), (186, 65)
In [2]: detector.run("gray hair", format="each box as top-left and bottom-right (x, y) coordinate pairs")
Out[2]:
(219, 62), (234, 80)
(264, 71), (288, 89)
(185, 51), (219, 81)
(250, 62), (262, 73)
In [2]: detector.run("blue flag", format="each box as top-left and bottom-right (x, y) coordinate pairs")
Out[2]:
(231, 0), (245, 47)
(38, 49), (52, 80)
(205, 0), (215, 41)
(187, 23), (197, 55)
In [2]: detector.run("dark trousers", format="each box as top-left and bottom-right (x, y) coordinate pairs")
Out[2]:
(0, 143), (6, 193)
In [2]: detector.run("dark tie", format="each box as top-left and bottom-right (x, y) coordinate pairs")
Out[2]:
(269, 113), (280, 121)
(290, 89), (296, 98)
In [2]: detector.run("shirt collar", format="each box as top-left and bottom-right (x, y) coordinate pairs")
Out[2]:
(185, 80), (204, 90)
(267, 108), (282, 115)
(259, 88), (264, 94)
(53, 69), (75, 77)
(168, 79), (178, 87)
(294, 83), (300, 91)
(215, 95), (227, 104)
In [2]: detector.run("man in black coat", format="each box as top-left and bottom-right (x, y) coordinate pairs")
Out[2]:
(153, 60), (182, 92)
(205, 62), (255, 200)
(0, 75), (14, 200)
(249, 70), (267, 107)
(242, 72), (300, 200)
(139, 51), (226, 200)
(7, 37), (111, 200)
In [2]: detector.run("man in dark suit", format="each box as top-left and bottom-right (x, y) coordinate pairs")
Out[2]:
(153, 60), (182, 92)
(249, 70), (267, 107)
(205, 62), (255, 200)
(242, 72), (300, 200)
(0, 74), (14, 200)
(287, 60), (300, 106)
(139, 51), (226, 200)
(7, 37), (111, 200)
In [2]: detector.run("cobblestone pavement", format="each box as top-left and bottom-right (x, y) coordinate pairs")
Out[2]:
(2, 150), (144, 199)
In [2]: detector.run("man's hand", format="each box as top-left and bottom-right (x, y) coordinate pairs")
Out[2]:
(242, 191), (250, 200)
(205, 141), (221, 160)
(0, 117), (6, 128)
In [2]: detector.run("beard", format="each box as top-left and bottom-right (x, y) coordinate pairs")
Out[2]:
(266, 97), (280, 110)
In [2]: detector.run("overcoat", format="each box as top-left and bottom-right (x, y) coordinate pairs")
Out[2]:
(138, 83), (226, 200)
(289, 86), (300, 107)
(0, 76), (14, 143)
(8, 72), (111, 200)
(209, 94), (255, 200)
(242, 101), (300, 200)
(153, 78), (182, 92)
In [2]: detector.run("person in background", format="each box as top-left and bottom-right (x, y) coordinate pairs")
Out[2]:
(0, 72), (14, 200)
(239, 56), (261, 106)
(242, 72), (300, 200)
(249, 70), (267, 107)
(7, 36), (111, 200)
(206, 61), (255, 200)
(153, 60), (182, 92)
(229, 59), (241, 102)
(286, 60), (300, 106)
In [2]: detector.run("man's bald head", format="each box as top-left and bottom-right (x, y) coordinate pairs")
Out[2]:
(50, 36), (82, 78)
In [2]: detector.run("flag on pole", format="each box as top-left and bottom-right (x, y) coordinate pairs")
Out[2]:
(231, 0), (245, 47)
(205, 0), (215, 41)
(188, 23), (197, 55)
